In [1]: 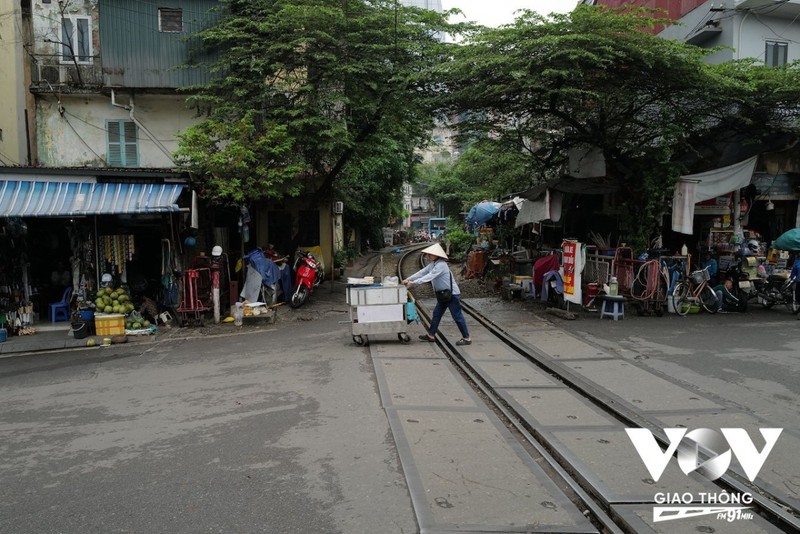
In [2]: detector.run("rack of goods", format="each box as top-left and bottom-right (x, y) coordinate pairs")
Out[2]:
(346, 282), (410, 346)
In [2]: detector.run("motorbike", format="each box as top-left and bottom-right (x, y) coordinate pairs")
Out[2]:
(753, 274), (800, 313)
(289, 251), (323, 308)
(721, 258), (753, 312)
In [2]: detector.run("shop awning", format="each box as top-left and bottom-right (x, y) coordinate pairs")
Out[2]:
(0, 179), (184, 217)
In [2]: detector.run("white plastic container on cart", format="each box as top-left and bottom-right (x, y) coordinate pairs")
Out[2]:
(347, 284), (410, 346)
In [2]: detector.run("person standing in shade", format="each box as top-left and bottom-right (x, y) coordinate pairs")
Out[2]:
(402, 243), (471, 346)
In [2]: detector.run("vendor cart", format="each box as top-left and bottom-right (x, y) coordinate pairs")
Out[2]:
(347, 284), (411, 346)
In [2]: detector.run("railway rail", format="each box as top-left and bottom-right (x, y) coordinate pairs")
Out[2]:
(381, 245), (800, 533)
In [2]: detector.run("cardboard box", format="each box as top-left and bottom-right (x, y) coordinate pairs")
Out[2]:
(95, 313), (125, 336)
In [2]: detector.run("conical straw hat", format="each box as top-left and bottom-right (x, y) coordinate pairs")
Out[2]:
(421, 242), (448, 259)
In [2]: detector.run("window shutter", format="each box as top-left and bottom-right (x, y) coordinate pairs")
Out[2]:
(107, 120), (138, 167)
(123, 121), (139, 166)
(107, 120), (122, 166)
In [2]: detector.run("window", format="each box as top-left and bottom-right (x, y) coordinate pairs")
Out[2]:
(159, 8), (183, 32)
(765, 40), (788, 67)
(61, 16), (91, 63)
(106, 120), (139, 167)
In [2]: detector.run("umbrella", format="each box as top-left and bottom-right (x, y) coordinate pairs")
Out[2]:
(465, 201), (501, 227)
(773, 228), (800, 251)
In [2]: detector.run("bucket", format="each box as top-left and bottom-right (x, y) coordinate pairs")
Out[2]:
(584, 283), (599, 306)
(0, 328), (6, 343)
(71, 321), (89, 340)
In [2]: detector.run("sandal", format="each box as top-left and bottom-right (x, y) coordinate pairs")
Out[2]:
(456, 338), (472, 346)
(419, 335), (435, 342)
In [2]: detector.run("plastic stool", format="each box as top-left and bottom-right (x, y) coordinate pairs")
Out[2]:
(600, 295), (625, 321)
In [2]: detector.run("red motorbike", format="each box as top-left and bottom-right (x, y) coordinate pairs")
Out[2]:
(290, 251), (323, 308)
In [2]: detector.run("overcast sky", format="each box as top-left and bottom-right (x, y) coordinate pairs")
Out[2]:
(440, 1), (576, 27)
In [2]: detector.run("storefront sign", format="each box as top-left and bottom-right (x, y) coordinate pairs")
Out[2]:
(694, 194), (732, 215)
(562, 241), (577, 296)
(562, 241), (583, 306)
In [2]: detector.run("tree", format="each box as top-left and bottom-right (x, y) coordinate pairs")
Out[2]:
(175, 0), (462, 212)
(437, 5), (800, 250)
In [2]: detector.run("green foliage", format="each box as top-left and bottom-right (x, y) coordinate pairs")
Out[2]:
(436, 5), (800, 249)
(443, 221), (474, 261)
(177, 0), (468, 208)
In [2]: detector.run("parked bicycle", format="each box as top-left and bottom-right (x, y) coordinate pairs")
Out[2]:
(672, 265), (719, 315)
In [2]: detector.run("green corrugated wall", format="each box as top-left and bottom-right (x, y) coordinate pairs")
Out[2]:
(100, 0), (220, 88)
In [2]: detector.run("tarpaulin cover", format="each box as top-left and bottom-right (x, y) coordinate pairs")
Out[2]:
(466, 201), (501, 227)
(515, 190), (563, 227)
(774, 228), (800, 251)
(671, 156), (758, 234)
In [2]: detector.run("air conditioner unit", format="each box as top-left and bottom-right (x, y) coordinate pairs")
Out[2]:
(333, 201), (344, 214)
(37, 64), (74, 85)
(39, 65), (63, 85)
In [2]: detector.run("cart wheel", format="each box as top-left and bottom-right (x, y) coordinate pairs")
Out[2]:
(353, 335), (365, 346)
(363, 335), (369, 347)
(398, 333), (411, 344)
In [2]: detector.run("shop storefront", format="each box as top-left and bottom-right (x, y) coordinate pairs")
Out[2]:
(0, 169), (188, 337)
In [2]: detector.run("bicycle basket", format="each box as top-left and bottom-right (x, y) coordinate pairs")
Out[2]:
(691, 270), (709, 284)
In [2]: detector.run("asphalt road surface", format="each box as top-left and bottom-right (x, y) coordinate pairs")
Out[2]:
(1, 286), (798, 533)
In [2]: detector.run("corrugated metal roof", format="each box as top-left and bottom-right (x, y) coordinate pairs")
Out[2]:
(0, 179), (184, 217)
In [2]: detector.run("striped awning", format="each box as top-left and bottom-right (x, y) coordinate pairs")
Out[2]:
(0, 179), (184, 217)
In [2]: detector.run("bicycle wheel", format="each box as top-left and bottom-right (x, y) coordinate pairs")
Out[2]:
(700, 285), (719, 314)
(672, 282), (692, 316)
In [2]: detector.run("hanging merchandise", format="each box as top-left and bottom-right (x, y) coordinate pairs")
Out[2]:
(98, 235), (135, 275)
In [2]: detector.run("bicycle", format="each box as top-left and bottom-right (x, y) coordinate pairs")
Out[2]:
(671, 264), (719, 315)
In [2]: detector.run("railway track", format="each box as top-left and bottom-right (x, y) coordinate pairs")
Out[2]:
(389, 246), (799, 533)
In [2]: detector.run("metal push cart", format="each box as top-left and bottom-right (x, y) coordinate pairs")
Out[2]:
(177, 268), (210, 326)
(347, 284), (411, 346)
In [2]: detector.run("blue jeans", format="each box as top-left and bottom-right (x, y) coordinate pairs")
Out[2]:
(427, 295), (470, 339)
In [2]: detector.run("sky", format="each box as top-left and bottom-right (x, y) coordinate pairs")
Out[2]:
(440, 1), (576, 28)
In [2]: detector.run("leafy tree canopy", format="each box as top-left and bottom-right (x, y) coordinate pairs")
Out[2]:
(436, 5), (800, 248)
(176, 0), (467, 208)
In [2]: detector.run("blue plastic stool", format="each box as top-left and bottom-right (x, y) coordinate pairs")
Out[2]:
(600, 295), (625, 321)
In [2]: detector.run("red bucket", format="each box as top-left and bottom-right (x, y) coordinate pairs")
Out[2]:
(584, 283), (599, 306)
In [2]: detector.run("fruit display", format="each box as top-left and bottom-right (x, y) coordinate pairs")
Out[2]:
(88, 285), (157, 335)
(93, 286), (135, 315)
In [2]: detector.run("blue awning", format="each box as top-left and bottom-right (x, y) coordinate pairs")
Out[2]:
(0, 179), (184, 217)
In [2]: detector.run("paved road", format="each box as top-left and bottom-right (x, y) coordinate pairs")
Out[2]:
(549, 301), (800, 432)
(1, 281), (798, 533)
(0, 294), (417, 534)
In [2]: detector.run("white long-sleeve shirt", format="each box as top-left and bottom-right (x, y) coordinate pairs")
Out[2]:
(408, 259), (460, 295)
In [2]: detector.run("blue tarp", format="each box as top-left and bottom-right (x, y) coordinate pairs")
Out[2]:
(465, 201), (501, 227)
(244, 248), (293, 301)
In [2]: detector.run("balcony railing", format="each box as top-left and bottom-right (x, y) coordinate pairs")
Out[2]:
(30, 55), (104, 92)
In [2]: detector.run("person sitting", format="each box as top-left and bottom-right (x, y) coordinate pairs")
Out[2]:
(713, 280), (740, 312)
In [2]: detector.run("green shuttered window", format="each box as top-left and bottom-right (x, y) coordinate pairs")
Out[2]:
(106, 120), (139, 167)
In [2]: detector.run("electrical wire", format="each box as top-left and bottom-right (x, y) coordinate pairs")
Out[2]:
(61, 112), (107, 163)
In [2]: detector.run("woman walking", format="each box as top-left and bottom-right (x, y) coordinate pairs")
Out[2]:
(402, 243), (471, 345)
